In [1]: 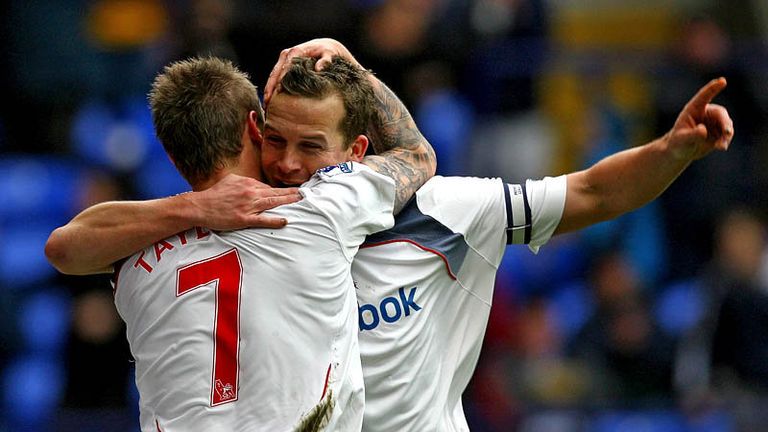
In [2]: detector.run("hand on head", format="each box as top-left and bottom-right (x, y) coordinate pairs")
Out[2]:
(264, 38), (361, 106)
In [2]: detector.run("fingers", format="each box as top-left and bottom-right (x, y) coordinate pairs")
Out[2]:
(257, 186), (300, 197)
(247, 179), (270, 189)
(721, 124), (734, 150)
(265, 40), (345, 103)
(265, 47), (302, 104)
(257, 193), (302, 210)
(705, 104), (734, 150)
(315, 54), (334, 71)
(265, 48), (293, 104)
(686, 77), (727, 113)
(246, 193), (301, 228)
(706, 104), (734, 135)
(247, 215), (289, 229)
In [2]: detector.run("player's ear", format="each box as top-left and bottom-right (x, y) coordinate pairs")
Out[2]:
(348, 135), (369, 162)
(247, 110), (263, 145)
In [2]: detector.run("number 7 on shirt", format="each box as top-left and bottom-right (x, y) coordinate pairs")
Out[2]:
(176, 248), (242, 406)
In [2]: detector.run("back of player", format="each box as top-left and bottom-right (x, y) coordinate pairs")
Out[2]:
(114, 163), (394, 432)
(353, 175), (566, 431)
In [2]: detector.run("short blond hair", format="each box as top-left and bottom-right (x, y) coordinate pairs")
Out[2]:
(149, 56), (263, 184)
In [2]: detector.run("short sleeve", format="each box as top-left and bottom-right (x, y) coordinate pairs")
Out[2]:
(415, 175), (566, 265)
(521, 175), (567, 253)
(414, 176), (510, 266)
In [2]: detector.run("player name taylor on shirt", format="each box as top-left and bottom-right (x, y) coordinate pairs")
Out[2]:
(127, 226), (212, 274)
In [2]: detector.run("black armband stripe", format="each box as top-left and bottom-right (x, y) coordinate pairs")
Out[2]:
(505, 183), (532, 245)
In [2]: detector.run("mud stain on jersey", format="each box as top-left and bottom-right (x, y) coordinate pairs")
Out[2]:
(294, 390), (334, 432)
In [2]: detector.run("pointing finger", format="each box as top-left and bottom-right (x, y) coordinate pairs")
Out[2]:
(686, 77), (727, 113)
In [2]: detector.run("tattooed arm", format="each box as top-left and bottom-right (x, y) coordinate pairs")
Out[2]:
(361, 76), (436, 213)
(264, 38), (436, 213)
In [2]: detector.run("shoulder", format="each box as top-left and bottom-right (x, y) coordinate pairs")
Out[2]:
(411, 176), (507, 245)
(418, 175), (503, 193)
(304, 162), (394, 188)
(300, 161), (396, 214)
(294, 162), (397, 244)
(415, 176), (505, 215)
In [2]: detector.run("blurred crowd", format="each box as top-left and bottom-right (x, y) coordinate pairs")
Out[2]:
(1, 0), (767, 431)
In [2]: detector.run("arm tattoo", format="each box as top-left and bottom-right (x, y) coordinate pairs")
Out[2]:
(363, 76), (437, 214)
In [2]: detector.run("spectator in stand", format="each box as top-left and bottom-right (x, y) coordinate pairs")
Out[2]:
(676, 207), (768, 431)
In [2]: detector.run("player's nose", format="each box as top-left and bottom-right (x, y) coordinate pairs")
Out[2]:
(276, 149), (303, 175)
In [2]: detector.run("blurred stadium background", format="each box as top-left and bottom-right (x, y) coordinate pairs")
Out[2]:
(1, 0), (767, 431)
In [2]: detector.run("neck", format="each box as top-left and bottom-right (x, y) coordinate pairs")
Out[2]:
(189, 139), (263, 190)
(192, 177), (221, 192)
(191, 166), (264, 192)
(192, 165), (236, 191)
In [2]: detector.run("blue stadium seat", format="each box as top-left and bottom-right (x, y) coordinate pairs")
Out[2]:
(416, 89), (475, 176)
(498, 235), (587, 299)
(70, 96), (162, 173)
(654, 279), (706, 337)
(0, 222), (60, 289)
(0, 155), (85, 225)
(549, 281), (594, 341)
(1, 355), (65, 431)
(589, 410), (687, 432)
(18, 289), (71, 354)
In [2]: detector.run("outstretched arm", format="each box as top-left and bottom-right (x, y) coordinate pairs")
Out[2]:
(555, 78), (734, 235)
(265, 38), (437, 213)
(45, 175), (301, 275)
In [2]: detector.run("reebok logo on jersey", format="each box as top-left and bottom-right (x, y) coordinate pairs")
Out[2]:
(359, 287), (422, 331)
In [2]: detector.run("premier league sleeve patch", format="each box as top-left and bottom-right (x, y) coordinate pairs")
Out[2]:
(316, 162), (355, 177)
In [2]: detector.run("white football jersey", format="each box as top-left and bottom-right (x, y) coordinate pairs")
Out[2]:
(352, 175), (566, 432)
(114, 163), (395, 432)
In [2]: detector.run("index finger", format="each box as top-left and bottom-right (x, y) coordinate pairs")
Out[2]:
(264, 187), (301, 196)
(247, 215), (290, 229)
(687, 77), (727, 112)
(264, 49), (292, 105)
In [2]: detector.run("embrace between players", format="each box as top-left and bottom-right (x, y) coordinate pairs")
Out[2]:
(46, 38), (734, 431)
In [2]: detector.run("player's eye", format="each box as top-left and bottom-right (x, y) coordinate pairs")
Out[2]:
(301, 142), (324, 152)
(265, 136), (286, 147)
